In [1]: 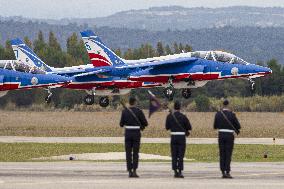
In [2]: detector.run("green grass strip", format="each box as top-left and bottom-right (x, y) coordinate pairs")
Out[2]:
(0, 143), (283, 162)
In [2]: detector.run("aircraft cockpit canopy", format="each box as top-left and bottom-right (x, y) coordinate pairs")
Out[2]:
(0, 60), (45, 74)
(191, 51), (249, 65)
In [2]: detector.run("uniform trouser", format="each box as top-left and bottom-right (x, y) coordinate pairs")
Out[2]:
(125, 131), (141, 171)
(218, 132), (235, 173)
(171, 135), (186, 171)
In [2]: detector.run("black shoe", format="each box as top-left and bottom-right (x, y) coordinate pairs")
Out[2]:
(174, 170), (179, 178)
(226, 173), (233, 179)
(178, 170), (184, 178)
(132, 170), (139, 178)
(222, 171), (226, 178)
(128, 171), (133, 178)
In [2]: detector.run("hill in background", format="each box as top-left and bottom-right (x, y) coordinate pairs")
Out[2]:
(84, 6), (284, 31)
(3, 6), (284, 31)
(1, 6), (284, 64)
(1, 20), (284, 64)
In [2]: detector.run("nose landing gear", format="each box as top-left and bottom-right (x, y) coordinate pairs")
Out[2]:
(249, 78), (256, 93)
(45, 88), (53, 104)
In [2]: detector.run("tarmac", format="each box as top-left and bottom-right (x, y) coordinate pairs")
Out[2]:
(0, 136), (283, 145)
(32, 152), (192, 161)
(0, 162), (284, 189)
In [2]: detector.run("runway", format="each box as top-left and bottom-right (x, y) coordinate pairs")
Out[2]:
(0, 162), (283, 189)
(0, 136), (283, 145)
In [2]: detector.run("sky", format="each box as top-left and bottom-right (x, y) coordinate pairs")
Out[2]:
(0, 0), (284, 19)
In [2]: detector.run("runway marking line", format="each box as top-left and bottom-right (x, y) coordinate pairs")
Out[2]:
(237, 172), (284, 177)
(2, 172), (284, 186)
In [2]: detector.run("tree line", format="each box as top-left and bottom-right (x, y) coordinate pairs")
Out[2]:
(0, 31), (283, 110)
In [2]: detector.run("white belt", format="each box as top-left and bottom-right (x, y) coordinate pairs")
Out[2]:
(171, 132), (185, 135)
(125, 126), (140, 129)
(219, 129), (234, 133)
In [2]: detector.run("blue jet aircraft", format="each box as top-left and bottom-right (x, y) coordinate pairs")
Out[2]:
(80, 30), (272, 100)
(11, 39), (160, 107)
(0, 60), (70, 99)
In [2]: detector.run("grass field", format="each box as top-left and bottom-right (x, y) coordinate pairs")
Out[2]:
(0, 111), (283, 138)
(0, 143), (283, 162)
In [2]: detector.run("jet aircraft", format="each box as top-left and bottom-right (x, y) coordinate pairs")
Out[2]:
(11, 39), (160, 107)
(80, 30), (272, 100)
(0, 60), (70, 99)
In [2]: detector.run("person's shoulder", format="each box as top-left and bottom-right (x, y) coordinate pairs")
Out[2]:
(177, 111), (185, 116)
(166, 112), (173, 118)
(223, 109), (233, 114)
(215, 111), (222, 116)
(132, 107), (143, 113)
(176, 111), (187, 118)
(223, 109), (236, 117)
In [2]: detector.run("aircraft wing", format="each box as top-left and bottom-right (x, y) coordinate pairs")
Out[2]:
(73, 68), (111, 78)
(73, 57), (197, 78)
(116, 57), (198, 69)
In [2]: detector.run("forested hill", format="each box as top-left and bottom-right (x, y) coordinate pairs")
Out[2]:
(84, 6), (284, 31)
(3, 6), (284, 31)
(1, 20), (284, 64)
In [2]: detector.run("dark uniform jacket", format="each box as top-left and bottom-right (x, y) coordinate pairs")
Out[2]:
(120, 107), (148, 130)
(166, 111), (192, 133)
(214, 109), (241, 133)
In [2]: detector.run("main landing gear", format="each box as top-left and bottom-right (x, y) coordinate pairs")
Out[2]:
(84, 95), (95, 105)
(99, 97), (110, 107)
(83, 95), (110, 107)
(163, 87), (192, 100)
(163, 76), (175, 101)
(45, 88), (53, 104)
(163, 76), (193, 100)
(181, 88), (192, 99)
(163, 86), (175, 101)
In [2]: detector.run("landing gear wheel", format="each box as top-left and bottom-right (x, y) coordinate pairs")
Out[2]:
(99, 97), (110, 107)
(163, 87), (175, 101)
(181, 88), (192, 99)
(84, 95), (95, 105)
(45, 96), (52, 104)
(45, 88), (53, 104)
(251, 82), (256, 92)
(249, 78), (256, 94)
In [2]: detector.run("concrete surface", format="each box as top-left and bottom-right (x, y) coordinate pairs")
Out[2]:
(0, 136), (283, 145)
(0, 162), (284, 189)
(32, 152), (193, 161)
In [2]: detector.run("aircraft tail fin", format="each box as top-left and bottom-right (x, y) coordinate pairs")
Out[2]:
(10, 38), (53, 72)
(80, 30), (125, 67)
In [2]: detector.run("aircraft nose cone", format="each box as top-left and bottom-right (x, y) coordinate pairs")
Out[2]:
(255, 65), (272, 75)
(263, 67), (272, 75)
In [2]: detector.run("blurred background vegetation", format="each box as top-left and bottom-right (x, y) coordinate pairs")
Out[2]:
(0, 31), (283, 112)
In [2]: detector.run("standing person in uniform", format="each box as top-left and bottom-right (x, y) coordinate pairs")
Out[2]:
(120, 97), (148, 178)
(214, 99), (241, 179)
(165, 101), (192, 178)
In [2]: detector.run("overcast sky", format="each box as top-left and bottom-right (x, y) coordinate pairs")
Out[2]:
(1, 0), (284, 19)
